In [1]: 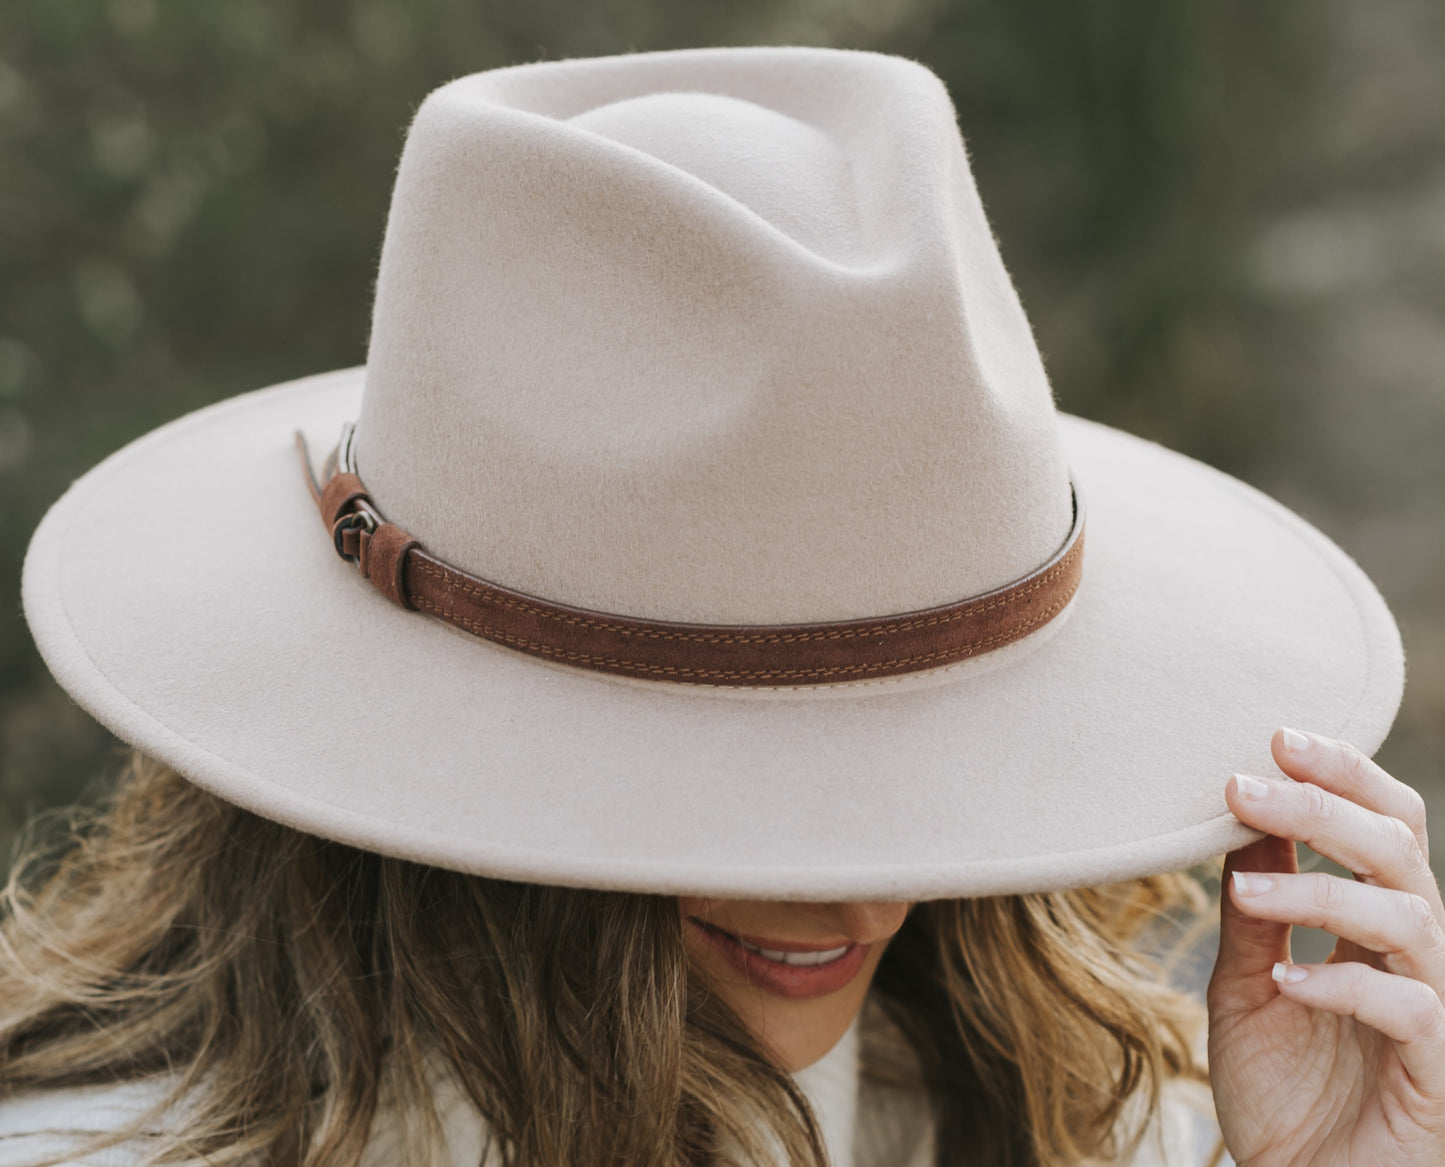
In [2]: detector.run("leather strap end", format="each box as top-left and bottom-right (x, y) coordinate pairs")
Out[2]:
(294, 431), (323, 505)
(359, 522), (420, 609)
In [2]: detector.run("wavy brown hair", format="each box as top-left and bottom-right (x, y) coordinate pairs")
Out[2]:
(0, 754), (1211, 1166)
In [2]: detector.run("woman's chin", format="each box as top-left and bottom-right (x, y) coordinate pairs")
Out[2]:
(763, 1010), (860, 1072)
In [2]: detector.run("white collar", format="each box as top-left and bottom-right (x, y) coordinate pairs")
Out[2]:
(791, 1019), (860, 1167)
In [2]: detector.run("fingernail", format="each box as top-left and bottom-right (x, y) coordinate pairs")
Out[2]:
(1232, 871), (1274, 896)
(1281, 727), (1310, 754)
(1272, 962), (1309, 985)
(1233, 773), (1271, 800)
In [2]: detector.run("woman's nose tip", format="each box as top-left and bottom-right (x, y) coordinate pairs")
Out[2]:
(831, 901), (911, 945)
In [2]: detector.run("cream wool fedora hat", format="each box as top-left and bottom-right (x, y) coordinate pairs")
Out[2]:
(23, 47), (1403, 900)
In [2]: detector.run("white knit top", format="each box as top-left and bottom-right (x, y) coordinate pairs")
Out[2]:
(0, 1014), (1227, 1166)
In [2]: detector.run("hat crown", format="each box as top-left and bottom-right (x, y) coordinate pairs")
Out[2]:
(356, 47), (1071, 623)
(572, 92), (863, 262)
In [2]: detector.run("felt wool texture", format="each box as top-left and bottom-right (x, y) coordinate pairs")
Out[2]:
(22, 47), (1404, 899)
(357, 48), (1073, 622)
(21, 369), (1402, 899)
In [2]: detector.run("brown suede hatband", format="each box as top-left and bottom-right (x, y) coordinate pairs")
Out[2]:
(297, 431), (1085, 686)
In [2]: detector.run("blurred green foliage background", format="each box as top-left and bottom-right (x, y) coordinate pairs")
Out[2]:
(1, 1), (1441, 881)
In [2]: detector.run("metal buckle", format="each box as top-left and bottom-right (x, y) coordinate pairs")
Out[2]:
(332, 509), (376, 566)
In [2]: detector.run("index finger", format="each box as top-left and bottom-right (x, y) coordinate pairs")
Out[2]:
(1273, 728), (1429, 857)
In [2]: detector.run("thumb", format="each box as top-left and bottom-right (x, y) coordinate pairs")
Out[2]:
(1210, 832), (1297, 1013)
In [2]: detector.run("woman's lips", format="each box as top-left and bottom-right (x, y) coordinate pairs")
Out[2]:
(687, 918), (870, 1000)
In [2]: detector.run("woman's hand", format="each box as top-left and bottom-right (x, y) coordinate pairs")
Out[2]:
(1208, 729), (1445, 1166)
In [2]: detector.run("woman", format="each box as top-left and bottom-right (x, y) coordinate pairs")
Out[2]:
(3, 46), (1441, 1166)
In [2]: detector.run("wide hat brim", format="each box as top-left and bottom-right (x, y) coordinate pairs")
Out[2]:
(23, 368), (1403, 900)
